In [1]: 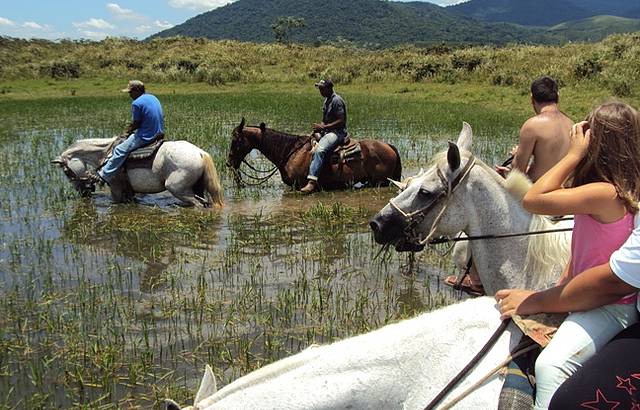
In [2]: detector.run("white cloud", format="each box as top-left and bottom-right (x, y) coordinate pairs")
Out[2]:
(23, 21), (45, 29)
(79, 30), (109, 40)
(0, 17), (15, 26)
(73, 18), (115, 30)
(135, 25), (152, 33)
(106, 3), (135, 19)
(168, 0), (234, 11)
(154, 20), (174, 30)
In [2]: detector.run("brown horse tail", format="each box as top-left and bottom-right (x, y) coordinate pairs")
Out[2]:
(389, 143), (402, 181)
(201, 152), (224, 207)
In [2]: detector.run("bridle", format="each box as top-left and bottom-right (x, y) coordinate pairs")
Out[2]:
(56, 159), (95, 194)
(389, 155), (476, 246)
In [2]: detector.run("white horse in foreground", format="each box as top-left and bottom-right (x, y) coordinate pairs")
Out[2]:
(169, 123), (571, 409)
(53, 137), (223, 207)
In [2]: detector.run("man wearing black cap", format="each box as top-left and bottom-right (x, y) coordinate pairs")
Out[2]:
(300, 79), (348, 194)
(87, 80), (164, 185)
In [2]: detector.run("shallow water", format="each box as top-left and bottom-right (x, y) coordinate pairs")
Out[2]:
(0, 90), (522, 408)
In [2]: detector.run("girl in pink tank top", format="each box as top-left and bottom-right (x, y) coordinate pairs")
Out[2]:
(495, 101), (640, 409)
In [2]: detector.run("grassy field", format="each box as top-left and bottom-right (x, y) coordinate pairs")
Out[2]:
(1, 39), (639, 408)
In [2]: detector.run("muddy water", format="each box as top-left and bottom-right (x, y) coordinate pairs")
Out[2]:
(0, 93), (521, 407)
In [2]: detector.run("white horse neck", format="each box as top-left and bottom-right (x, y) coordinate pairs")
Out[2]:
(189, 297), (516, 410)
(460, 162), (569, 293)
(62, 137), (117, 166)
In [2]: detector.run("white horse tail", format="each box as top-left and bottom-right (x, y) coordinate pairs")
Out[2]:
(201, 152), (224, 207)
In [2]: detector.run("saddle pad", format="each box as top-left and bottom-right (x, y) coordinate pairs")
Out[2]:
(330, 141), (362, 164)
(512, 312), (567, 348)
(128, 139), (164, 160)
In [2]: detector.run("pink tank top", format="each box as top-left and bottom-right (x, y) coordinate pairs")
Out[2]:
(571, 212), (636, 305)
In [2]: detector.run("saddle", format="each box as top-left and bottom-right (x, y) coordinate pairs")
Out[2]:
(103, 134), (165, 170)
(311, 133), (362, 165)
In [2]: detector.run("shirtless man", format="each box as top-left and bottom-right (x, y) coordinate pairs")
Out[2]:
(496, 76), (573, 181)
(446, 76), (573, 296)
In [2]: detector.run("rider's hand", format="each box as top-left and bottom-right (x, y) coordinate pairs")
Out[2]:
(313, 123), (325, 131)
(495, 289), (538, 320)
(567, 121), (591, 161)
(495, 165), (510, 177)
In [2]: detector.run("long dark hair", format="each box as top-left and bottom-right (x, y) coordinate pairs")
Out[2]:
(572, 101), (640, 212)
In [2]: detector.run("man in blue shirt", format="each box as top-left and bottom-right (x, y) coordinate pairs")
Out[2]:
(90, 80), (164, 185)
(300, 79), (348, 194)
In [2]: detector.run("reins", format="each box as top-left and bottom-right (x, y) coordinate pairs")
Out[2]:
(232, 159), (280, 187)
(428, 227), (573, 245)
(423, 319), (511, 410)
(231, 129), (311, 187)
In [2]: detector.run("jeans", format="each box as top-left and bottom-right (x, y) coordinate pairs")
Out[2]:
(98, 134), (147, 182)
(308, 132), (344, 180)
(534, 303), (639, 409)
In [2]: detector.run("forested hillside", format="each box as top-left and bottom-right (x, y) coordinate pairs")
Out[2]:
(449, 0), (640, 26)
(149, 0), (551, 46)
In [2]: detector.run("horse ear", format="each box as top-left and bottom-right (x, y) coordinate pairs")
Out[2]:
(260, 122), (266, 133)
(194, 365), (217, 406)
(447, 141), (461, 171)
(456, 122), (473, 152)
(239, 117), (245, 131)
(388, 178), (406, 191)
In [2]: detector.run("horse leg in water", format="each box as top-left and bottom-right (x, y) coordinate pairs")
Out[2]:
(164, 170), (205, 207)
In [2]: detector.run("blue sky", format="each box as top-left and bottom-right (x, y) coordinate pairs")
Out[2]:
(0, 0), (465, 40)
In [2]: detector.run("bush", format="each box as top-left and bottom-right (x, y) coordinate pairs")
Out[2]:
(574, 57), (602, 79)
(451, 54), (483, 72)
(40, 61), (81, 79)
(412, 61), (443, 82)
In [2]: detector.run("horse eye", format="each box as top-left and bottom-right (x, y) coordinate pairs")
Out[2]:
(418, 187), (432, 196)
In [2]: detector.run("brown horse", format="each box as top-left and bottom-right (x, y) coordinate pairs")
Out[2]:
(227, 118), (402, 190)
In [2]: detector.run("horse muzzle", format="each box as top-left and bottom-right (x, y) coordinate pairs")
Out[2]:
(369, 212), (425, 252)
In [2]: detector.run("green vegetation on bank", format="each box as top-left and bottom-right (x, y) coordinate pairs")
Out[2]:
(1, 33), (639, 102)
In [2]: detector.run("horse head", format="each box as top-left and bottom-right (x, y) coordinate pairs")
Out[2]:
(52, 154), (95, 197)
(54, 138), (114, 197)
(370, 122), (474, 252)
(227, 117), (261, 169)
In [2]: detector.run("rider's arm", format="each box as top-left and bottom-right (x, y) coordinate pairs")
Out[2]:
(511, 123), (536, 175)
(322, 115), (345, 130)
(123, 103), (143, 136)
(123, 119), (142, 137)
(522, 122), (624, 220)
(497, 214), (640, 318)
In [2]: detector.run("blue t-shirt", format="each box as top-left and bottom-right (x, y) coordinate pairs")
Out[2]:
(131, 93), (164, 142)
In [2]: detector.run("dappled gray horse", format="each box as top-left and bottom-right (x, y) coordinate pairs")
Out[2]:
(166, 123), (571, 410)
(53, 137), (223, 207)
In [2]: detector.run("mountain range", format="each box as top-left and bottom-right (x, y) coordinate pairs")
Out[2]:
(150, 0), (640, 47)
(449, 0), (640, 27)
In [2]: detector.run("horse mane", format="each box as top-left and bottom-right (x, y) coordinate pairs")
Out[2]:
(70, 137), (117, 148)
(427, 152), (570, 288)
(246, 126), (310, 164)
(475, 160), (570, 287)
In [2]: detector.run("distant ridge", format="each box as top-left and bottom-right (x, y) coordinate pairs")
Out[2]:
(149, 0), (549, 46)
(150, 0), (640, 47)
(449, 0), (640, 26)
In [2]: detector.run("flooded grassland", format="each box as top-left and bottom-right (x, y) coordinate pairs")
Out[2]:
(0, 85), (529, 408)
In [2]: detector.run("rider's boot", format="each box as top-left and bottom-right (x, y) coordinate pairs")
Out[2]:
(83, 171), (107, 187)
(300, 179), (318, 194)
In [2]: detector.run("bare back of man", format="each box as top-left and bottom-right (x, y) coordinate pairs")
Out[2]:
(514, 107), (573, 182)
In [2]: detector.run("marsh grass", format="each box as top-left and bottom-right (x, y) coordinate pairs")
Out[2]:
(0, 75), (637, 408)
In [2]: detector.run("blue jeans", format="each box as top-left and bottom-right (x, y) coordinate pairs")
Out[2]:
(308, 132), (344, 180)
(98, 134), (147, 182)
